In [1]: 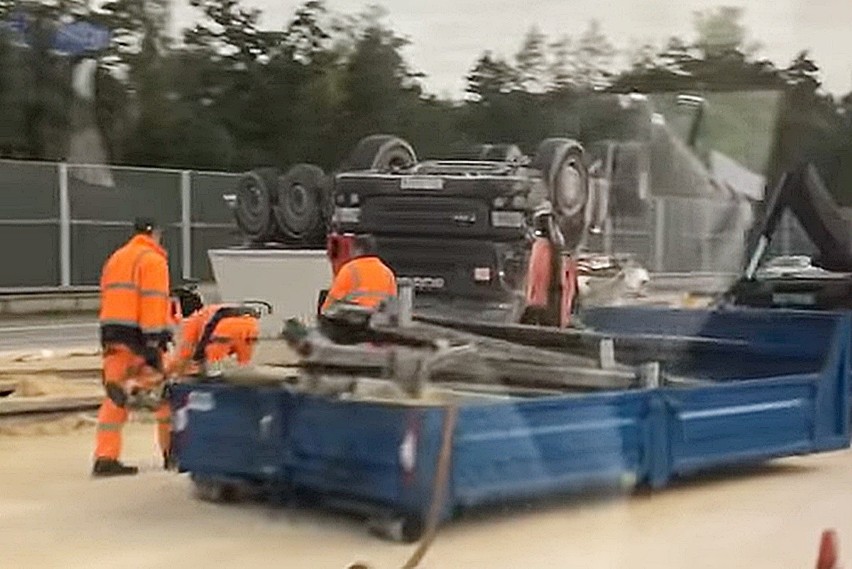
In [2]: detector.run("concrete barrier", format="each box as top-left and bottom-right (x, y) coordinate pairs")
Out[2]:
(0, 289), (100, 316)
(0, 283), (220, 317)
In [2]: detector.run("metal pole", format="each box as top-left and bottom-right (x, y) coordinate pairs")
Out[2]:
(398, 281), (414, 327)
(603, 217), (613, 256)
(58, 162), (70, 287)
(653, 198), (665, 272)
(180, 170), (192, 280)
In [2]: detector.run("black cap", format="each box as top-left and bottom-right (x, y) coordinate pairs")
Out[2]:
(133, 217), (159, 234)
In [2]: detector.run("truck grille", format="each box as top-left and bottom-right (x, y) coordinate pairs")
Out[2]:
(359, 197), (491, 236)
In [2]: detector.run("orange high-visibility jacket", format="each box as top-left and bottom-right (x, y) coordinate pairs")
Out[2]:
(321, 255), (397, 313)
(175, 305), (259, 366)
(99, 234), (171, 348)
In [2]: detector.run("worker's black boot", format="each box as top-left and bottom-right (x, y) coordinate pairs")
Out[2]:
(163, 451), (177, 471)
(92, 458), (138, 477)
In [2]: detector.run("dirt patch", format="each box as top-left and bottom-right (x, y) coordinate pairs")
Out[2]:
(0, 412), (96, 436)
(0, 349), (102, 377)
(6, 376), (102, 399)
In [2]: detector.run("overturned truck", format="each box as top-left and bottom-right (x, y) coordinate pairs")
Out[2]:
(228, 133), (606, 327)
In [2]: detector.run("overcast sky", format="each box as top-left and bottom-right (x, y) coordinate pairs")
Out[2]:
(171, 0), (852, 97)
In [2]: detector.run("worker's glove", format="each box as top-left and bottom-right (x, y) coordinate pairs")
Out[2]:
(141, 331), (172, 371)
(161, 379), (177, 400)
(105, 382), (129, 408)
(125, 380), (165, 411)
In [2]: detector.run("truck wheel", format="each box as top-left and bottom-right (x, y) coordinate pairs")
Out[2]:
(453, 143), (523, 162)
(192, 476), (237, 503)
(234, 168), (279, 243)
(273, 164), (329, 245)
(481, 143), (524, 162)
(344, 134), (417, 172)
(367, 514), (425, 543)
(532, 138), (589, 250)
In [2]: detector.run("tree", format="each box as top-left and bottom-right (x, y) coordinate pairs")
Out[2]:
(693, 6), (760, 59)
(572, 20), (614, 91)
(547, 35), (573, 91)
(282, 0), (331, 65)
(627, 41), (659, 72)
(465, 51), (516, 100)
(514, 26), (547, 92)
(783, 50), (821, 93)
(0, 0), (15, 19)
(338, 15), (422, 144)
(96, 0), (171, 72)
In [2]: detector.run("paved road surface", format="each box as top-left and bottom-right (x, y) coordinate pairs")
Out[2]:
(1, 422), (850, 568)
(0, 316), (98, 351)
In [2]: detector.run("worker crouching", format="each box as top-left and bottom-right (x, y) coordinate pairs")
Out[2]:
(166, 287), (261, 380)
(94, 218), (172, 477)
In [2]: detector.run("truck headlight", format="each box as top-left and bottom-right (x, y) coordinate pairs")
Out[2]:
(334, 207), (361, 224)
(491, 210), (524, 228)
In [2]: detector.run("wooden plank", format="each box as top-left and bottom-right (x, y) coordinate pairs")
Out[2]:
(433, 359), (636, 391)
(412, 316), (752, 363)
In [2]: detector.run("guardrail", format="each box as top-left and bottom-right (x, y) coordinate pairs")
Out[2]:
(0, 286), (100, 315)
(0, 286), (99, 296)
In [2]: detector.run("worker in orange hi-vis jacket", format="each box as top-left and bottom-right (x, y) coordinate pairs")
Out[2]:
(321, 234), (397, 315)
(94, 218), (172, 477)
(165, 286), (260, 380)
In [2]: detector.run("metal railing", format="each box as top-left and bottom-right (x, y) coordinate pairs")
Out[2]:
(0, 159), (241, 288)
(0, 158), (830, 289)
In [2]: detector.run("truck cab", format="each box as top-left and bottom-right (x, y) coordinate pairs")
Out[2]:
(327, 135), (594, 324)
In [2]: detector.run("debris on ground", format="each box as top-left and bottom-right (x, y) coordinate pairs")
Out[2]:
(0, 413), (96, 437)
(6, 376), (101, 399)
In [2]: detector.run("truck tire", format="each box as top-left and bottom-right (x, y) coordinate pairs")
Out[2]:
(273, 163), (329, 245)
(234, 168), (279, 243)
(367, 514), (425, 543)
(532, 138), (589, 250)
(452, 143), (524, 162)
(192, 476), (238, 503)
(481, 143), (524, 162)
(344, 134), (417, 172)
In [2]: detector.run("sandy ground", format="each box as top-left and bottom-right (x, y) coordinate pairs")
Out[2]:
(0, 422), (850, 569)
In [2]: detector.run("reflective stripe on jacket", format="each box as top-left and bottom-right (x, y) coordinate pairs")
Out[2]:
(99, 234), (170, 346)
(176, 305), (259, 365)
(321, 255), (397, 313)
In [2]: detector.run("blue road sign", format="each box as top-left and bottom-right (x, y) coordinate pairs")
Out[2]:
(1, 14), (111, 56)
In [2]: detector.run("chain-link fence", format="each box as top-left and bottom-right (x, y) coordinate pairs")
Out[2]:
(0, 159), (240, 288)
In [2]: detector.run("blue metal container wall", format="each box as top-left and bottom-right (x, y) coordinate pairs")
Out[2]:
(171, 384), (285, 480)
(170, 308), (851, 523)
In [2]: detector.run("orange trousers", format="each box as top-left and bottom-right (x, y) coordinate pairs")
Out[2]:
(94, 343), (171, 461)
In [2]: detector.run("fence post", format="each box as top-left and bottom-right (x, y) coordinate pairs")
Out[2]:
(58, 162), (71, 287)
(603, 216), (613, 255)
(180, 170), (192, 281)
(652, 198), (665, 272)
